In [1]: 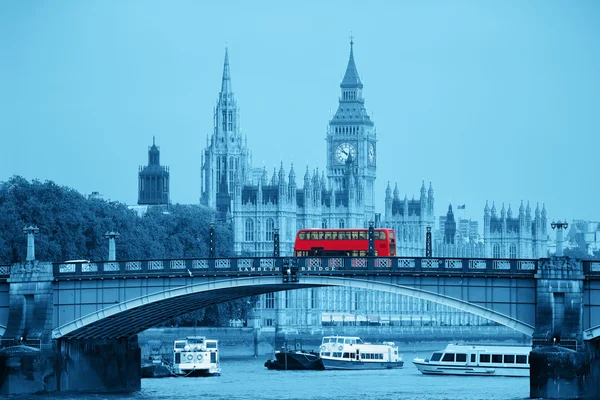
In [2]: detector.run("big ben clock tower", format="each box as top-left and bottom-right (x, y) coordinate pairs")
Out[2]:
(326, 37), (376, 225)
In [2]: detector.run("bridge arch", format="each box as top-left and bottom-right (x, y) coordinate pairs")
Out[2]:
(52, 276), (534, 340)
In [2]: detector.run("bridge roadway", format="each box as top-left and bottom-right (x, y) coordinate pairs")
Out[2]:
(46, 256), (600, 341)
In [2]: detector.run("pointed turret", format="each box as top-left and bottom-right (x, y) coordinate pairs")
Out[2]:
(385, 181), (392, 198)
(221, 47), (232, 95)
(393, 183), (399, 200)
(535, 203), (540, 218)
(526, 201), (532, 218)
(501, 203), (506, 219)
(270, 167), (277, 186)
(507, 204), (513, 219)
(278, 162), (286, 185)
(428, 182), (434, 198)
(288, 163), (296, 186)
(304, 166), (311, 189)
(484, 200), (490, 216)
(420, 180), (426, 199)
(341, 37), (363, 89)
(491, 202), (497, 218)
(519, 200), (525, 218)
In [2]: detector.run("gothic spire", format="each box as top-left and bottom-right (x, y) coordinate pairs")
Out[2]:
(341, 36), (363, 89)
(221, 47), (232, 95)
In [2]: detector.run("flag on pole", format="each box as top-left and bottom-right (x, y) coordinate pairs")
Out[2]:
(457, 204), (466, 209)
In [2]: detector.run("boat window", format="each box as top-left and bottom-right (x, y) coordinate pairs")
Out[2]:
(470, 354), (476, 363)
(492, 354), (502, 363)
(480, 354), (491, 363)
(430, 353), (442, 362)
(206, 342), (217, 349)
(504, 355), (515, 363)
(456, 353), (467, 362)
(442, 353), (455, 362)
(516, 355), (527, 364)
(332, 352), (342, 358)
(337, 338), (344, 344)
(322, 352), (331, 357)
(343, 352), (351, 359)
(175, 342), (185, 349)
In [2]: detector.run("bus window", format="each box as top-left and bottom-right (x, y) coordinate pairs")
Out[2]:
(331, 231), (338, 240)
(310, 232), (319, 240)
(299, 232), (306, 240)
(359, 231), (367, 240)
(351, 231), (359, 240)
(324, 231), (332, 240)
(389, 231), (395, 239)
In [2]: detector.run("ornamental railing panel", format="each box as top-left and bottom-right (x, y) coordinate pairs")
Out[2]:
(375, 258), (391, 268)
(307, 258), (322, 268)
(215, 259), (230, 269)
(148, 261), (164, 270)
(125, 261), (141, 271)
(104, 262), (120, 272)
(192, 259), (209, 269)
(398, 259), (415, 269)
(170, 260), (186, 270)
(328, 258), (344, 268)
(237, 259), (253, 269)
(0, 266), (9, 274)
(351, 258), (368, 268)
(59, 264), (76, 273)
(518, 261), (536, 270)
(493, 260), (511, 270)
(469, 260), (487, 270)
(82, 263), (98, 273)
(422, 259), (440, 268)
(445, 259), (462, 269)
(260, 258), (275, 269)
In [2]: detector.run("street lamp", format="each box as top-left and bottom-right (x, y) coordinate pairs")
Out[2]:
(551, 220), (568, 257)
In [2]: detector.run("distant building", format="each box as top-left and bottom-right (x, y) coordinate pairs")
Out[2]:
(434, 204), (484, 258)
(484, 201), (548, 258)
(138, 137), (170, 206)
(566, 220), (600, 256)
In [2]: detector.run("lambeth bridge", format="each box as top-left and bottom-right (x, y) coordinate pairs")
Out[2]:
(1, 254), (600, 398)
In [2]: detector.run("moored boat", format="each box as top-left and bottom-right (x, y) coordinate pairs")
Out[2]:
(264, 340), (324, 370)
(173, 336), (221, 376)
(319, 336), (403, 370)
(412, 343), (531, 377)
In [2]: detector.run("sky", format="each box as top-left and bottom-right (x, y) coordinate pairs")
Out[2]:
(1, 0), (599, 226)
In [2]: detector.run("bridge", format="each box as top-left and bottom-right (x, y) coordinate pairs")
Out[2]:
(1, 255), (600, 398)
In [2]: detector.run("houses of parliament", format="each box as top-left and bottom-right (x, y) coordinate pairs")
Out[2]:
(136, 40), (549, 329)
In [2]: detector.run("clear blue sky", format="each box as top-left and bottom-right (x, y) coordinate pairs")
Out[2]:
(1, 0), (599, 224)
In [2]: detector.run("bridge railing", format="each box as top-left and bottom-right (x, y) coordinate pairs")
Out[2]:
(52, 256), (539, 279)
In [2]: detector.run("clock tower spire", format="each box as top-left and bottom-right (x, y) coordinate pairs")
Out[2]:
(326, 37), (376, 226)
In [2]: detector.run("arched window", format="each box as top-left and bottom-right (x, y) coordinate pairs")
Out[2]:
(509, 243), (517, 259)
(322, 219), (327, 229)
(216, 156), (221, 186)
(245, 218), (254, 242)
(492, 244), (501, 258)
(338, 219), (345, 229)
(265, 218), (275, 241)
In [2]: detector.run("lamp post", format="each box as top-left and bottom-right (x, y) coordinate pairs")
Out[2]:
(273, 227), (280, 257)
(425, 226), (432, 257)
(104, 231), (120, 261)
(23, 225), (40, 261)
(551, 220), (568, 257)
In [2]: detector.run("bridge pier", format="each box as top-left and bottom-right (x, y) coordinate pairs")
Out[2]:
(530, 256), (600, 399)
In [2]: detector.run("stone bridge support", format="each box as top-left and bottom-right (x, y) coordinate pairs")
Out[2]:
(530, 257), (600, 399)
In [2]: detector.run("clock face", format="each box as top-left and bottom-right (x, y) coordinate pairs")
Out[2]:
(335, 142), (356, 164)
(368, 143), (375, 165)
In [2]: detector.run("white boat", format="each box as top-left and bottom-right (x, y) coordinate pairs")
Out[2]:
(172, 336), (221, 376)
(319, 335), (404, 370)
(412, 343), (531, 377)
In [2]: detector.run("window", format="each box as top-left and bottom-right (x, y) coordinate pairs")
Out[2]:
(322, 219), (327, 228)
(442, 353), (455, 362)
(492, 354), (502, 363)
(228, 111), (233, 131)
(430, 353), (442, 362)
(470, 354), (476, 363)
(509, 244), (517, 259)
(245, 219), (254, 242)
(480, 354), (490, 363)
(516, 355), (527, 364)
(493, 244), (501, 258)
(504, 355), (515, 363)
(265, 293), (274, 309)
(222, 111), (227, 131)
(266, 218), (275, 241)
(339, 219), (345, 229)
(456, 353), (467, 362)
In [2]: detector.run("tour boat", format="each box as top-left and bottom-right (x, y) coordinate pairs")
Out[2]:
(412, 343), (531, 377)
(319, 336), (403, 370)
(172, 336), (221, 376)
(264, 340), (324, 370)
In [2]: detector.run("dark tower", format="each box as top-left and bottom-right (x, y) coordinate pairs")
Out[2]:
(444, 203), (456, 245)
(138, 137), (170, 205)
(216, 160), (231, 216)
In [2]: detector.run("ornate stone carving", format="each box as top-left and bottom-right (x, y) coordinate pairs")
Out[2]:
(540, 257), (582, 272)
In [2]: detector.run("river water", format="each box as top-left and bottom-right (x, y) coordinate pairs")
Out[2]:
(10, 347), (530, 400)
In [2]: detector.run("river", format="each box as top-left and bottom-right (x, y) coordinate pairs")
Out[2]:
(6, 345), (530, 400)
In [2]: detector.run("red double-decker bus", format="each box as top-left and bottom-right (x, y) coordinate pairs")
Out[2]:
(294, 228), (396, 257)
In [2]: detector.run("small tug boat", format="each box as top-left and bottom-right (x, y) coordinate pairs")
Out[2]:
(319, 336), (403, 370)
(264, 340), (324, 370)
(412, 343), (531, 377)
(141, 354), (171, 378)
(172, 336), (221, 376)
